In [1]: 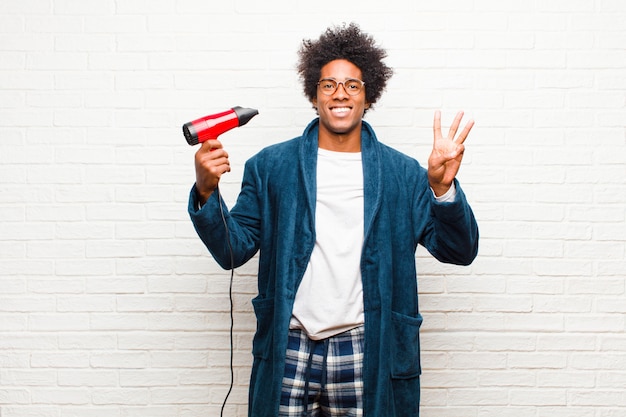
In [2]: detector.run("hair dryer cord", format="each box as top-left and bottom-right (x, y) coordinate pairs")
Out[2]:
(216, 185), (235, 417)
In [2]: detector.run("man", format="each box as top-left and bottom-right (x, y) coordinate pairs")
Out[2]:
(189, 23), (478, 417)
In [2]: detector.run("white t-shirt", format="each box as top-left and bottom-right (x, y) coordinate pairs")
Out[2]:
(289, 148), (365, 340)
(288, 148), (458, 340)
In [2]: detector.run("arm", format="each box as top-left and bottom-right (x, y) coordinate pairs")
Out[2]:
(423, 111), (478, 265)
(188, 150), (261, 270)
(424, 181), (479, 266)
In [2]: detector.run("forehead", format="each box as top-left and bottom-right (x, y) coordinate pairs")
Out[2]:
(319, 59), (363, 80)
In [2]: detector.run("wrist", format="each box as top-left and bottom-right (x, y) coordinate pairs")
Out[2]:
(194, 184), (213, 208)
(431, 182), (457, 202)
(429, 183), (450, 197)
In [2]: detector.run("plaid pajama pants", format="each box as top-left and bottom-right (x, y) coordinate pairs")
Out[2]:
(279, 326), (365, 417)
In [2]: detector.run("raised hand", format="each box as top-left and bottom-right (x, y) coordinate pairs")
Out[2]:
(427, 110), (474, 197)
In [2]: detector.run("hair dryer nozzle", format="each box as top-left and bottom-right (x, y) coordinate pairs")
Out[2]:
(232, 106), (259, 127)
(182, 106), (259, 146)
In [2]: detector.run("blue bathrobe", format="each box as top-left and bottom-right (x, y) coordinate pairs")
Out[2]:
(188, 119), (479, 416)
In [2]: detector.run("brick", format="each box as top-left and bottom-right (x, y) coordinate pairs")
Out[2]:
(508, 352), (568, 369)
(57, 370), (118, 387)
(116, 296), (174, 312)
(478, 407), (537, 417)
(448, 388), (509, 406)
(119, 370), (180, 387)
(90, 353), (149, 369)
(597, 261), (626, 277)
(504, 239), (564, 257)
(478, 370), (535, 387)
(565, 315), (625, 333)
(149, 352), (207, 369)
(26, 205), (84, 222)
(29, 314), (90, 331)
(55, 259), (115, 276)
(0, 314), (27, 331)
(0, 353), (30, 368)
(535, 32), (595, 50)
(504, 313), (565, 332)
(25, 15), (82, 33)
(178, 368), (232, 386)
(58, 334), (117, 350)
(91, 388), (150, 405)
(85, 277), (146, 294)
(89, 313), (149, 331)
(30, 352), (90, 368)
(85, 240), (145, 258)
(0, 260), (54, 276)
(0, 296), (55, 312)
(26, 52), (88, 70)
(0, 388), (30, 404)
(509, 389), (566, 406)
(537, 370), (596, 388)
(56, 296), (115, 312)
(117, 333), (176, 350)
(1, 369), (59, 387)
(86, 205), (146, 222)
(28, 278), (84, 294)
(54, 0), (115, 15)
(85, 16), (147, 34)
(533, 295), (594, 313)
(569, 389), (626, 406)
(149, 387), (212, 405)
(0, 241), (26, 258)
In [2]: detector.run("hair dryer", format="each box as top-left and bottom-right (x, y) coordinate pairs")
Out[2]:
(182, 106), (259, 146)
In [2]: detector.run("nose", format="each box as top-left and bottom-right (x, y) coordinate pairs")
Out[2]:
(332, 82), (349, 98)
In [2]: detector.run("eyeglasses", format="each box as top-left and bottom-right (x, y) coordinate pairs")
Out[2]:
(317, 78), (365, 96)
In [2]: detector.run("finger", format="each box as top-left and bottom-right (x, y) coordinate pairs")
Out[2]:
(452, 143), (465, 159)
(221, 160), (231, 175)
(433, 110), (442, 140)
(454, 119), (475, 145)
(206, 159), (230, 179)
(216, 165), (231, 181)
(197, 139), (227, 159)
(208, 155), (230, 174)
(211, 166), (230, 179)
(199, 139), (223, 152)
(447, 111), (464, 140)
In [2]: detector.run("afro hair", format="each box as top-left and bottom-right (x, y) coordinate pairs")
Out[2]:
(297, 23), (393, 113)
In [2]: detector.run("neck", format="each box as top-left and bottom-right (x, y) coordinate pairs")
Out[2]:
(317, 125), (362, 153)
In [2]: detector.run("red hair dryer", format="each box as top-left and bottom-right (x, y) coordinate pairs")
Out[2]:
(182, 106), (259, 146)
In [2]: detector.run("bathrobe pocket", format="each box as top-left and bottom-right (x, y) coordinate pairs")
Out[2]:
(390, 311), (423, 379)
(251, 296), (275, 360)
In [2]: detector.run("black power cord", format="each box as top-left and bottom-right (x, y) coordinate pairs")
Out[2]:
(216, 185), (235, 417)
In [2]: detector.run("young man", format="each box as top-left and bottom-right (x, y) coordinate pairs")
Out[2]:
(189, 23), (478, 417)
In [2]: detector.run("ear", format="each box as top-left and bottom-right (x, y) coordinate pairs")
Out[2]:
(312, 98), (317, 109)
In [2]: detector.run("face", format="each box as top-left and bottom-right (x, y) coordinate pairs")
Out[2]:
(312, 59), (370, 142)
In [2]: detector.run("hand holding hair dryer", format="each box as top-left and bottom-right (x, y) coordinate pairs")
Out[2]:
(182, 106), (259, 146)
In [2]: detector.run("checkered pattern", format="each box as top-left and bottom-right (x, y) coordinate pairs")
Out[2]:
(279, 327), (365, 417)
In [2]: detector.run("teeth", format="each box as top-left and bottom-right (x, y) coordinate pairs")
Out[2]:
(332, 107), (350, 113)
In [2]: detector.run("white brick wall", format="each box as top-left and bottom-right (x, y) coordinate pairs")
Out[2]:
(1, 0), (625, 416)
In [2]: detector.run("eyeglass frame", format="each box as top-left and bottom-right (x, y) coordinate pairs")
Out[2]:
(316, 78), (366, 96)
